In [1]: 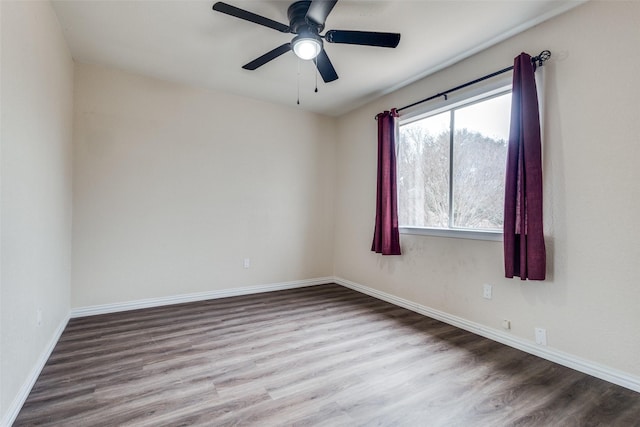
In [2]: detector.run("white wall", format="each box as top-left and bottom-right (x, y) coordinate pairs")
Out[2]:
(72, 63), (336, 307)
(0, 0), (74, 422)
(334, 0), (640, 379)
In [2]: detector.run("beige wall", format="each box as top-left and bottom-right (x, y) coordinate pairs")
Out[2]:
(71, 63), (336, 307)
(2, 0), (639, 420)
(334, 0), (640, 378)
(0, 0), (74, 421)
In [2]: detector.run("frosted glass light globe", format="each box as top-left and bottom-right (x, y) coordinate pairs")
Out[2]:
(293, 37), (321, 60)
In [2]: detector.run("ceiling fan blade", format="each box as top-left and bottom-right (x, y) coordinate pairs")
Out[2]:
(306, 0), (338, 26)
(315, 49), (338, 83)
(325, 30), (401, 48)
(242, 43), (292, 70)
(213, 2), (290, 33)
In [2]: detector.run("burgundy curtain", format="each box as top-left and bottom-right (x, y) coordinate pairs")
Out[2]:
(371, 109), (401, 255)
(504, 53), (546, 280)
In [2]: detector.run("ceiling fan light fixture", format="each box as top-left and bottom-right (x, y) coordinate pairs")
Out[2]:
(292, 34), (322, 60)
(213, 1), (401, 84)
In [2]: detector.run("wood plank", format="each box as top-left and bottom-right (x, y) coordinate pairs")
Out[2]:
(13, 284), (640, 426)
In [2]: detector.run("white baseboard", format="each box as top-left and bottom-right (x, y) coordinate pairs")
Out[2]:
(70, 277), (334, 318)
(332, 276), (640, 393)
(2, 313), (70, 427)
(6, 275), (636, 427)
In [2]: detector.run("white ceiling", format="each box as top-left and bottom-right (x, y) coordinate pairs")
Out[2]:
(51, 0), (584, 116)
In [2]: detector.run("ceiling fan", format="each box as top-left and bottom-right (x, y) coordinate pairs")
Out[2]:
(212, 0), (401, 83)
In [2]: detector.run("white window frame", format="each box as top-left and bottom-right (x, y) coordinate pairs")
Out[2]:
(397, 78), (512, 242)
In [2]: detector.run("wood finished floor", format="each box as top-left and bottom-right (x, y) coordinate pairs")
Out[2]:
(14, 284), (640, 426)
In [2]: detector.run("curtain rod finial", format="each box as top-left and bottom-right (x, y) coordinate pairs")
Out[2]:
(534, 50), (551, 67)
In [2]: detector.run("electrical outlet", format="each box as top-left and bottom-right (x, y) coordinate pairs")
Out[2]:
(535, 327), (547, 345)
(502, 319), (511, 330)
(243, 258), (250, 269)
(483, 284), (492, 299)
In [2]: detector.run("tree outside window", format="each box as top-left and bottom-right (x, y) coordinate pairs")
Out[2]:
(397, 91), (511, 232)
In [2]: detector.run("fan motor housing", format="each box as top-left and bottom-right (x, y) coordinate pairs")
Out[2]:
(287, 1), (323, 34)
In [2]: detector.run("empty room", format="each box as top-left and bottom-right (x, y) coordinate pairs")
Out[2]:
(2, 0), (640, 425)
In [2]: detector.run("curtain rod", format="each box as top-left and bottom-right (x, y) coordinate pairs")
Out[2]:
(387, 50), (551, 117)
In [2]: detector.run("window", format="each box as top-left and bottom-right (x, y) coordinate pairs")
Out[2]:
(397, 87), (511, 240)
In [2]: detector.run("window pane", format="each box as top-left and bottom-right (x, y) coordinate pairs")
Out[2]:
(452, 93), (510, 230)
(398, 112), (450, 228)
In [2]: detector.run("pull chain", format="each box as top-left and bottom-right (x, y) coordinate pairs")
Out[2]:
(296, 58), (301, 105)
(314, 57), (318, 93)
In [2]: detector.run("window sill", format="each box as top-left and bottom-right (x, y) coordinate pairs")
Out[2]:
(399, 227), (503, 242)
